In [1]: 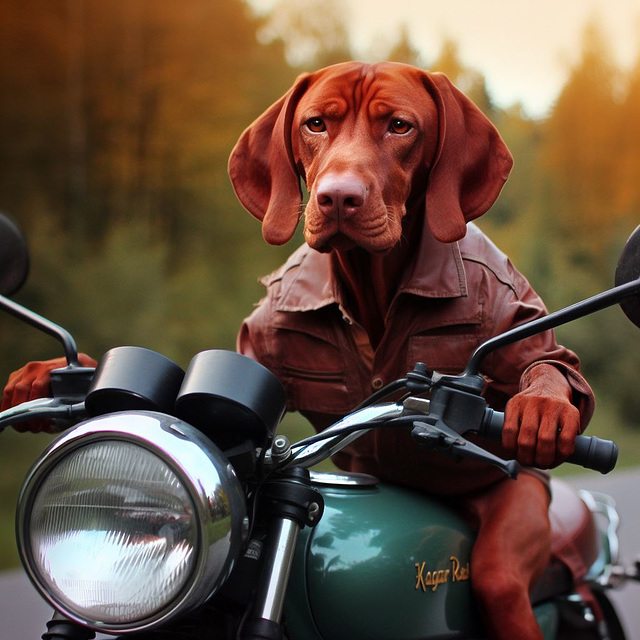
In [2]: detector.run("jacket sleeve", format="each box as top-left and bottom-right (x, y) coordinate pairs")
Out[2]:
(481, 261), (595, 431)
(237, 302), (269, 366)
(236, 286), (284, 394)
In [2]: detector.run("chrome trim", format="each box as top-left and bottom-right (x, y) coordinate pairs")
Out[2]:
(309, 471), (379, 487)
(579, 490), (620, 564)
(402, 397), (431, 414)
(253, 518), (300, 623)
(285, 403), (405, 469)
(16, 411), (246, 634)
(579, 489), (621, 587)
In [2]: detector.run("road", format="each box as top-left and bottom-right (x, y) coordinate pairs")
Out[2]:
(1, 468), (639, 639)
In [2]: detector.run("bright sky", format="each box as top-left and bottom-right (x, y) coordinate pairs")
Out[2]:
(250, 0), (640, 118)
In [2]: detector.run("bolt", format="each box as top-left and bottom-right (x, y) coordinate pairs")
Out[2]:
(308, 502), (321, 522)
(270, 435), (291, 463)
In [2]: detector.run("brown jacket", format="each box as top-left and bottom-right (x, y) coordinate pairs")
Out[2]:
(238, 224), (595, 495)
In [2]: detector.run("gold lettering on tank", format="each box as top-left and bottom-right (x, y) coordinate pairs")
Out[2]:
(414, 556), (470, 593)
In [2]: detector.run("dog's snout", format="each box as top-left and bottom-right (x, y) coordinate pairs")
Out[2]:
(316, 174), (367, 220)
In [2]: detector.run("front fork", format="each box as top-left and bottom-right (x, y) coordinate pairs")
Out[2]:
(240, 464), (324, 640)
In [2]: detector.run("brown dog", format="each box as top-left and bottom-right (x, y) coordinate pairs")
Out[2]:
(1, 61), (595, 639)
(230, 62), (595, 639)
(230, 62), (511, 250)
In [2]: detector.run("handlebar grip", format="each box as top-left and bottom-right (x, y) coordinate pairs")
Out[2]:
(568, 434), (618, 474)
(481, 409), (618, 474)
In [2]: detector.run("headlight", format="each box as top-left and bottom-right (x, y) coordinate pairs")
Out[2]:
(16, 411), (246, 634)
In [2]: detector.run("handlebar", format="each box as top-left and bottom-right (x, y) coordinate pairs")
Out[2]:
(0, 398), (87, 432)
(481, 409), (618, 474)
(285, 403), (406, 469)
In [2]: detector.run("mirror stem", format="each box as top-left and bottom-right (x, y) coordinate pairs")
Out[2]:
(0, 294), (80, 367)
(464, 277), (640, 376)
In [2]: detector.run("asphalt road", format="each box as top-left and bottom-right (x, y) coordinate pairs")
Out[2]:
(1, 468), (639, 639)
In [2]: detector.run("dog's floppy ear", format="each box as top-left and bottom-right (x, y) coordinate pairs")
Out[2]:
(421, 72), (513, 243)
(228, 74), (310, 245)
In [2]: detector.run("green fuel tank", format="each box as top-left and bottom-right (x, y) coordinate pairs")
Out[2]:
(284, 472), (482, 639)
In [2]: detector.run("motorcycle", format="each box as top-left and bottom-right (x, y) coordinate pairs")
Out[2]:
(1, 211), (640, 640)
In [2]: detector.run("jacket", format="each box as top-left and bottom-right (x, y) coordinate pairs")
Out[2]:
(237, 223), (595, 496)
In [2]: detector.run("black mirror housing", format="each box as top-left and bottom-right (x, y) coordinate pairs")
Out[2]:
(0, 213), (29, 297)
(615, 224), (640, 328)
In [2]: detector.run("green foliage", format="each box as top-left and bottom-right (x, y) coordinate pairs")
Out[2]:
(0, 431), (56, 570)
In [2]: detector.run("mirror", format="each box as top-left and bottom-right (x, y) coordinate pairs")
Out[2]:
(615, 224), (640, 328)
(0, 213), (29, 297)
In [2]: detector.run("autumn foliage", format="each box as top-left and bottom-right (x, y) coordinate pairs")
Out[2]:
(0, 1), (639, 423)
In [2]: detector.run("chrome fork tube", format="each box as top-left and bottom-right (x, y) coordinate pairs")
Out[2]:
(253, 517), (300, 622)
(239, 468), (324, 640)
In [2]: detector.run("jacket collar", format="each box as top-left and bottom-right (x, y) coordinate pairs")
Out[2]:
(272, 225), (468, 313)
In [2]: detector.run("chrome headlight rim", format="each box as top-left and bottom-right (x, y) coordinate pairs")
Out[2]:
(16, 410), (246, 634)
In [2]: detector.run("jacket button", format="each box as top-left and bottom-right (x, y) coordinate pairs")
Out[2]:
(372, 377), (384, 390)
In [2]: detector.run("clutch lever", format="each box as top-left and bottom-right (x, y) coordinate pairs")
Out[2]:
(411, 419), (520, 479)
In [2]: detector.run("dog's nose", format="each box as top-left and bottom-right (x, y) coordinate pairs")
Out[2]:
(316, 174), (367, 220)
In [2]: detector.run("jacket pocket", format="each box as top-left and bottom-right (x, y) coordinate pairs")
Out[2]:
(280, 363), (345, 383)
(275, 329), (356, 415)
(408, 329), (483, 375)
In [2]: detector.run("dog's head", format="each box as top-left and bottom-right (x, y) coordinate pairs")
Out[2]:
(228, 61), (513, 252)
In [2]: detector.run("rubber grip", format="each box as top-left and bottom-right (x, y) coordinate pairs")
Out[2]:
(480, 409), (618, 474)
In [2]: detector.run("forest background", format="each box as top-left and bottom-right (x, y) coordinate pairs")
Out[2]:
(0, 0), (639, 570)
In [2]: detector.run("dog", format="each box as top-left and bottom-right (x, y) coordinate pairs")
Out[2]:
(229, 61), (595, 639)
(1, 61), (595, 639)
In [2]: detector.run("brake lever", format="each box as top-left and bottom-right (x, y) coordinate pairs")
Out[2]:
(411, 420), (520, 479)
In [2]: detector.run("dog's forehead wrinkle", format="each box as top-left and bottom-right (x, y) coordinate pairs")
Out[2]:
(300, 98), (347, 120)
(303, 78), (430, 128)
(302, 65), (404, 119)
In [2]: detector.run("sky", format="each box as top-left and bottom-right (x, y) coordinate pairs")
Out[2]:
(250, 0), (640, 118)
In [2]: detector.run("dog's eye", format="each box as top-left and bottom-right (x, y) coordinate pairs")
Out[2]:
(389, 119), (412, 135)
(305, 118), (326, 133)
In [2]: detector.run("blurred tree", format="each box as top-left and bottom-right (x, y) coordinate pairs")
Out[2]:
(386, 24), (423, 66)
(257, 0), (352, 69)
(430, 38), (464, 82)
(77, 0), (295, 253)
(478, 103), (542, 263)
(538, 19), (640, 428)
(0, 0), (301, 375)
(0, 0), (70, 227)
(0, 0), (295, 249)
(616, 54), (640, 219)
(430, 38), (494, 116)
(541, 18), (623, 262)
